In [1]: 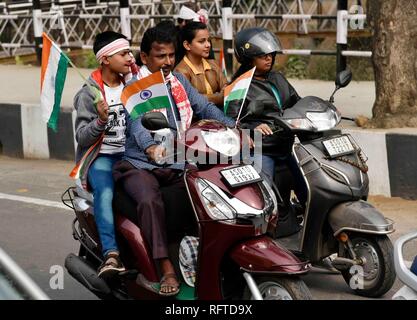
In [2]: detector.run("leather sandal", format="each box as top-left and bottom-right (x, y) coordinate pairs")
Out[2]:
(159, 273), (180, 297)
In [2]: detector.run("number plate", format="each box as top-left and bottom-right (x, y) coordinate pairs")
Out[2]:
(220, 165), (263, 188)
(322, 135), (355, 158)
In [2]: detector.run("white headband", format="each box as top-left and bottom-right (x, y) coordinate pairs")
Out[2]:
(96, 38), (130, 64)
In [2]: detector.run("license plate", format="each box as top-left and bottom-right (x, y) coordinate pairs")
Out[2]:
(220, 165), (263, 188)
(322, 135), (355, 158)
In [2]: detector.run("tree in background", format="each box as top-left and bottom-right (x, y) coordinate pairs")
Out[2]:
(367, 0), (417, 128)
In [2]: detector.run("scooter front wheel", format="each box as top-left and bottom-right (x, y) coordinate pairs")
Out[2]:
(243, 276), (312, 300)
(341, 234), (396, 297)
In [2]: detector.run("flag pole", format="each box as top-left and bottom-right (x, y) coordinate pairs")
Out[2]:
(235, 67), (256, 128)
(161, 70), (181, 139)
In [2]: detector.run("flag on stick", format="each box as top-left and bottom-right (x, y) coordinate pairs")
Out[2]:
(121, 70), (171, 120)
(40, 33), (69, 132)
(223, 66), (255, 116)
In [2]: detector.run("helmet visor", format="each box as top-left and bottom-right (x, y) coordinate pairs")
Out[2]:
(249, 30), (281, 56)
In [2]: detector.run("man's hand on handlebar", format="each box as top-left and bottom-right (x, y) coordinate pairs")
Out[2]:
(146, 145), (167, 163)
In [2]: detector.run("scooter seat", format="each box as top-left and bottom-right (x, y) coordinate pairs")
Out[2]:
(113, 183), (198, 242)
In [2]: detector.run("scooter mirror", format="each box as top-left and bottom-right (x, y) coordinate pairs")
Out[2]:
(335, 69), (352, 88)
(141, 112), (170, 131)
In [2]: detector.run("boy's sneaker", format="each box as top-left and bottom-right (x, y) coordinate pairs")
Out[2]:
(98, 251), (126, 278)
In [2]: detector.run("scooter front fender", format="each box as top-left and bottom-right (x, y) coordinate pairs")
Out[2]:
(328, 200), (395, 236)
(230, 236), (310, 274)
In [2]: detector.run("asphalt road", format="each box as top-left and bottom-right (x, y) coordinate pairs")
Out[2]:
(0, 156), (416, 300)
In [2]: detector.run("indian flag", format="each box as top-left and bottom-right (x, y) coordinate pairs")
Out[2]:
(40, 33), (69, 132)
(69, 137), (101, 182)
(121, 70), (171, 120)
(223, 67), (255, 114)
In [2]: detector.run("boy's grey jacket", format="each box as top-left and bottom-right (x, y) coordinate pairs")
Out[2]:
(124, 72), (236, 171)
(73, 75), (129, 163)
(73, 76), (105, 163)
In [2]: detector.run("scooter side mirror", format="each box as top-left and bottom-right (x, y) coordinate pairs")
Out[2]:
(335, 69), (352, 88)
(329, 69), (352, 103)
(141, 112), (170, 131)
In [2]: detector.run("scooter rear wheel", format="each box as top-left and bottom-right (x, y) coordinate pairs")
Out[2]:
(341, 234), (395, 297)
(243, 276), (312, 300)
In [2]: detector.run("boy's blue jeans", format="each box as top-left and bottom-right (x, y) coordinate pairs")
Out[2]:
(87, 153), (123, 257)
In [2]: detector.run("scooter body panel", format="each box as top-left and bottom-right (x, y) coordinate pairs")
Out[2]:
(230, 236), (310, 274)
(115, 215), (159, 282)
(328, 200), (395, 236)
(185, 169), (261, 300)
(292, 142), (355, 261)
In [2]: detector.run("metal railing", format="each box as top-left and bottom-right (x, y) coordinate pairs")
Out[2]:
(0, 0), (370, 76)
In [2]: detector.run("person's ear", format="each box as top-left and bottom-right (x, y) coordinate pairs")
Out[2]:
(102, 56), (110, 66)
(140, 51), (148, 65)
(183, 40), (191, 51)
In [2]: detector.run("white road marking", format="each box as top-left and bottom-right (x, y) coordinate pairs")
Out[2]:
(0, 192), (72, 211)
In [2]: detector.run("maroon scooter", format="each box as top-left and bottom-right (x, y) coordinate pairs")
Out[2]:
(62, 113), (311, 300)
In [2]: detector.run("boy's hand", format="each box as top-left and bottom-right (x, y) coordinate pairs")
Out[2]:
(97, 99), (109, 122)
(146, 145), (167, 163)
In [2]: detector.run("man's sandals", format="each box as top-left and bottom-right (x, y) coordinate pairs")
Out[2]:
(159, 273), (180, 297)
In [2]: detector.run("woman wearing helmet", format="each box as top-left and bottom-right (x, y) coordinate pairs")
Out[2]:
(226, 27), (307, 207)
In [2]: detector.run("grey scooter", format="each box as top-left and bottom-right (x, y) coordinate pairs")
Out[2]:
(266, 70), (395, 297)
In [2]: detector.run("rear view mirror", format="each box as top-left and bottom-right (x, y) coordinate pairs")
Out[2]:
(141, 112), (170, 131)
(329, 69), (352, 103)
(335, 69), (352, 88)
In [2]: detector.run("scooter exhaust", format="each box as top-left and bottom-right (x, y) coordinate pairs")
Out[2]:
(65, 253), (112, 299)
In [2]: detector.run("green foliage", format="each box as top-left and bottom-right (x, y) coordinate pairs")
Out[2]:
(83, 51), (99, 69)
(307, 56), (337, 81)
(283, 55), (308, 79)
(14, 55), (24, 65)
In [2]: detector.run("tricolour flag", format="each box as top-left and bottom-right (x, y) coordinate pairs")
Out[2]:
(219, 47), (227, 79)
(223, 66), (255, 114)
(40, 33), (69, 132)
(121, 70), (170, 120)
(69, 137), (102, 181)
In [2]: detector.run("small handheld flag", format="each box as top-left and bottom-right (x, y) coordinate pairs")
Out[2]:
(40, 33), (69, 132)
(223, 67), (256, 121)
(121, 71), (171, 120)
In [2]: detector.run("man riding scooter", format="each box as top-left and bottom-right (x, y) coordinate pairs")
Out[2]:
(112, 25), (236, 296)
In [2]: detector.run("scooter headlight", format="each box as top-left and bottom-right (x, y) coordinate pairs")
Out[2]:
(285, 109), (341, 132)
(284, 118), (315, 131)
(201, 128), (240, 157)
(196, 179), (236, 222)
(306, 109), (341, 131)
